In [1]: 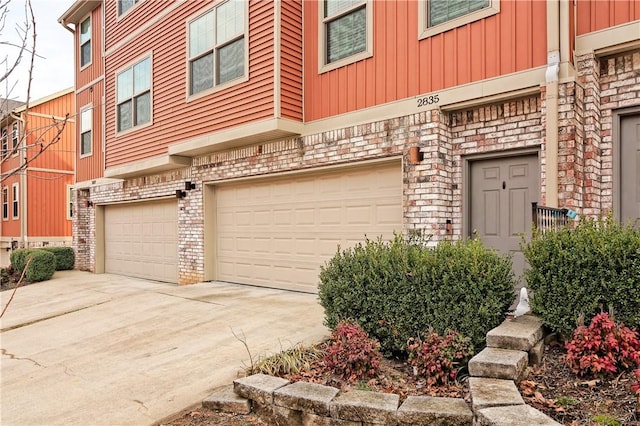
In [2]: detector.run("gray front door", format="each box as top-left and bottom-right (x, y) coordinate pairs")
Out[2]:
(621, 114), (640, 227)
(470, 154), (539, 283)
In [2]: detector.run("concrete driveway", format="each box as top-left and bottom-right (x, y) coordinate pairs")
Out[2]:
(0, 271), (328, 425)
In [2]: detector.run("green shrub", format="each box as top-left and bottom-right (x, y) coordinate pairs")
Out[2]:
(318, 234), (515, 354)
(10, 248), (38, 273)
(41, 247), (75, 270)
(24, 250), (56, 282)
(522, 216), (640, 338)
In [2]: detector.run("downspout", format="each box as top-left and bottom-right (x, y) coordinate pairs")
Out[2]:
(11, 113), (28, 247)
(545, 0), (560, 208)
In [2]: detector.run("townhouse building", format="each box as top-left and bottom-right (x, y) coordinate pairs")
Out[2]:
(0, 89), (76, 266)
(59, 0), (639, 289)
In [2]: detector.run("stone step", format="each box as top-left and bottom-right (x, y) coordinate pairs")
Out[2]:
(475, 404), (562, 425)
(468, 347), (528, 381)
(468, 377), (524, 411)
(202, 385), (251, 414)
(486, 315), (544, 352)
(397, 396), (473, 426)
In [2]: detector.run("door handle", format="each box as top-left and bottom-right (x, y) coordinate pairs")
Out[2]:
(502, 181), (506, 190)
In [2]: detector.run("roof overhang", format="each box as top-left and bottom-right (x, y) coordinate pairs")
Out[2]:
(104, 155), (192, 179)
(59, 0), (102, 27)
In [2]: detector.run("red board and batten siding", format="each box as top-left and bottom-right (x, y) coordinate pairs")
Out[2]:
(76, 83), (105, 183)
(104, 0), (276, 168)
(576, 0), (639, 36)
(27, 174), (73, 237)
(280, 0), (303, 121)
(76, 6), (104, 90)
(304, 0), (547, 122)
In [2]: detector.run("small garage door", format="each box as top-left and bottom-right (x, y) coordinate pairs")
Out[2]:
(214, 161), (402, 292)
(104, 199), (178, 283)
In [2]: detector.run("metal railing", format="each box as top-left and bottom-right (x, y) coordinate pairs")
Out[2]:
(532, 202), (570, 233)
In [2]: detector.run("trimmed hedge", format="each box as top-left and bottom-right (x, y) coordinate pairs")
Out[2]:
(41, 247), (75, 270)
(522, 215), (640, 338)
(10, 248), (38, 273)
(24, 250), (56, 282)
(318, 234), (516, 355)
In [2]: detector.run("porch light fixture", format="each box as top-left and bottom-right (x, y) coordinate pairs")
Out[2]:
(85, 200), (94, 207)
(409, 146), (423, 164)
(185, 181), (195, 191)
(445, 219), (452, 235)
(176, 190), (186, 199)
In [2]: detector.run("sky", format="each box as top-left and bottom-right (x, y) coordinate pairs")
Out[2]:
(2, 0), (74, 103)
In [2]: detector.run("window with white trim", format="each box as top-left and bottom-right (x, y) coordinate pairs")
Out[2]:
(420, 0), (499, 39)
(322, 0), (370, 67)
(80, 107), (92, 156)
(67, 185), (73, 219)
(80, 16), (91, 67)
(11, 122), (18, 154)
(11, 183), (18, 219)
(188, 0), (246, 96)
(2, 187), (8, 220)
(116, 56), (151, 132)
(118, 0), (141, 17)
(1, 129), (7, 157)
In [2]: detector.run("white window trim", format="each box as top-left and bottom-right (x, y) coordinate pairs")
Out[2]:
(419, 0), (500, 40)
(117, 0), (142, 20)
(114, 52), (153, 136)
(66, 185), (73, 220)
(185, 1), (250, 102)
(11, 122), (19, 157)
(2, 186), (8, 221)
(318, 0), (373, 74)
(11, 183), (18, 220)
(1, 129), (7, 157)
(80, 104), (93, 158)
(79, 15), (92, 70)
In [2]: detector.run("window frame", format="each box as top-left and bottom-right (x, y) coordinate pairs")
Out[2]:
(79, 15), (92, 69)
(117, 0), (142, 19)
(11, 183), (18, 219)
(318, 0), (373, 74)
(419, 0), (500, 40)
(11, 122), (18, 157)
(115, 53), (153, 135)
(185, 0), (250, 100)
(80, 105), (93, 157)
(2, 186), (8, 221)
(67, 185), (74, 220)
(1, 129), (7, 157)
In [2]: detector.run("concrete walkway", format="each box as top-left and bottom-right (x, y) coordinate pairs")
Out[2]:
(0, 271), (328, 426)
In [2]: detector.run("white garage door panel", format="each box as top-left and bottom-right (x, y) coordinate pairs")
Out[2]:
(105, 200), (178, 283)
(216, 163), (402, 292)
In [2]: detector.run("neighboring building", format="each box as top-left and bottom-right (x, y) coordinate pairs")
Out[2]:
(59, 0), (640, 288)
(0, 89), (75, 266)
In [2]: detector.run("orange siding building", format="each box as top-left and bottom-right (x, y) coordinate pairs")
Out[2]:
(0, 89), (75, 265)
(59, 0), (639, 287)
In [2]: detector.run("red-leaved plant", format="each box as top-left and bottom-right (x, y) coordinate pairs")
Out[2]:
(632, 368), (640, 395)
(407, 330), (474, 387)
(564, 312), (640, 377)
(323, 320), (382, 382)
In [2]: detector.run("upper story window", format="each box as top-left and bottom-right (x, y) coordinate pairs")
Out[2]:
(80, 16), (91, 67)
(80, 107), (92, 156)
(116, 56), (151, 133)
(188, 0), (246, 96)
(419, 0), (499, 39)
(118, 0), (141, 17)
(11, 122), (18, 154)
(1, 129), (7, 157)
(12, 183), (18, 219)
(67, 185), (73, 219)
(320, 0), (372, 72)
(2, 187), (8, 220)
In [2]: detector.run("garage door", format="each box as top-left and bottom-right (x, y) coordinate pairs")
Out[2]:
(215, 161), (402, 292)
(104, 199), (178, 283)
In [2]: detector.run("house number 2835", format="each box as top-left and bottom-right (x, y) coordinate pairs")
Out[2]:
(417, 95), (440, 107)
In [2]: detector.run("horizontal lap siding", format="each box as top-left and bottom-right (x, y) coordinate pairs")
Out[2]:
(577, 0), (640, 35)
(25, 92), (75, 171)
(77, 6), (104, 89)
(280, 0), (303, 121)
(304, 0), (547, 121)
(105, 1), (275, 168)
(77, 84), (104, 182)
(27, 173), (73, 237)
